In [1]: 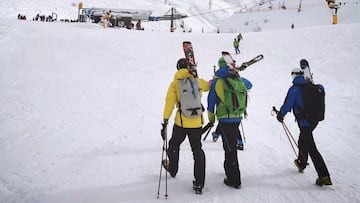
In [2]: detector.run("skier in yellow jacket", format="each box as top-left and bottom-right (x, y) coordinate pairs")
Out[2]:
(162, 58), (210, 194)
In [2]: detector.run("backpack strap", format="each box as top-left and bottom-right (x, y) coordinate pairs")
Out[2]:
(294, 83), (312, 122)
(177, 78), (185, 127)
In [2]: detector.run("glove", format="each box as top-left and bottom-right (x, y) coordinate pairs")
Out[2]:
(276, 113), (284, 123)
(208, 111), (215, 123)
(161, 119), (168, 140)
(162, 119), (168, 126)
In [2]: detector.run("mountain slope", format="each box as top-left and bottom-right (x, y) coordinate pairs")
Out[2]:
(1, 0), (359, 33)
(0, 0), (360, 202)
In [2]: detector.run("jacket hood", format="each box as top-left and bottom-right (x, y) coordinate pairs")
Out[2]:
(215, 67), (231, 78)
(292, 75), (307, 85)
(174, 69), (193, 80)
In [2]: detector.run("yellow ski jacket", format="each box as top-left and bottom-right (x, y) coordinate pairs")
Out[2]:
(163, 69), (210, 128)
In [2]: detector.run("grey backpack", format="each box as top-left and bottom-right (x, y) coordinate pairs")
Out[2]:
(178, 77), (203, 118)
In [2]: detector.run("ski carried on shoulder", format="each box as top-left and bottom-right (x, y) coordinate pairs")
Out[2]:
(300, 59), (314, 83)
(236, 54), (264, 71)
(183, 41), (198, 77)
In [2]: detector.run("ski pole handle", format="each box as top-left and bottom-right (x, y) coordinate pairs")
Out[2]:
(272, 106), (285, 123)
(161, 121), (168, 141)
(271, 106), (279, 115)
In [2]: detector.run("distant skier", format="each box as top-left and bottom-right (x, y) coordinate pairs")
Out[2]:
(233, 38), (240, 54)
(136, 20), (144, 30)
(235, 33), (243, 54)
(102, 11), (111, 28)
(237, 33), (243, 42)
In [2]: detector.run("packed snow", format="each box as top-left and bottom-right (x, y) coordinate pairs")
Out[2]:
(1, 0), (360, 202)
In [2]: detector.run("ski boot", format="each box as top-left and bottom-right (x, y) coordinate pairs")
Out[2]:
(162, 159), (169, 171)
(236, 139), (244, 150)
(294, 159), (306, 173)
(223, 178), (241, 189)
(316, 176), (332, 186)
(162, 159), (176, 177)
(192, 181), (203, 194)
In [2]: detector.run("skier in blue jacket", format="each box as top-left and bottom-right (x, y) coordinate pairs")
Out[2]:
(276, 67), (332, 186)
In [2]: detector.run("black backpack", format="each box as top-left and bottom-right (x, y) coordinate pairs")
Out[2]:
(299, 83), (325, 122)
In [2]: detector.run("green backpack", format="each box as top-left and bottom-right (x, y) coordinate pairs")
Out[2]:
(217, 77), (247, 118)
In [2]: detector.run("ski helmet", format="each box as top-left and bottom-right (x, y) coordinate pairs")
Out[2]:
(291, 67), (304, 79)
(177, 58), (188, 70)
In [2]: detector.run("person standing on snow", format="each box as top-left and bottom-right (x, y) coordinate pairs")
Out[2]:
(237, 33), (243, 42)
(162, 58), (210, 194)
(276, 68), (332, 186)
(233, 38), (240, 54)
(211, 56), (252, 151)
(102, 11), (111, 28)
(207, 52), (252, 189)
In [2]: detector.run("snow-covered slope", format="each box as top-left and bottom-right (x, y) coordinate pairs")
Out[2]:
(1, 0), (360, 203)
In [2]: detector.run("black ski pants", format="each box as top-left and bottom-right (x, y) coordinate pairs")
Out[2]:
(167, 124), (205, 186)
(215, 123), (243, 141)
(297, 122), (330, 178)
(218, 122), (241, 185)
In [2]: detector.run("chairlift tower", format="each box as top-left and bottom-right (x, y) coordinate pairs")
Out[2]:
(170, 7), (175, 32)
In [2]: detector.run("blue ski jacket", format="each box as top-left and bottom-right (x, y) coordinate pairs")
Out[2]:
(207, 66), (252, 123)
(279, 75), (322, 127)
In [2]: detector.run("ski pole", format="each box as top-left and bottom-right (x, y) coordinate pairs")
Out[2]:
(164, 125), (168, 199)
(281, 118), (308, 165)
(201, 122), (214, 141)
(157, 122), (168, 199)
(281, 122), (298, 157)
(240, 121), (246, 144)
(271, 107), (307, 161)
(156, 138), (165, 199)
(271, 107), (298, 157)
(202, 126), (212, 141)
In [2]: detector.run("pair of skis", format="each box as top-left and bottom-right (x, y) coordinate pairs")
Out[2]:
(182, 41), (198, 77)
(300, 59), (314, 83)
(220, 50), (264, 71)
